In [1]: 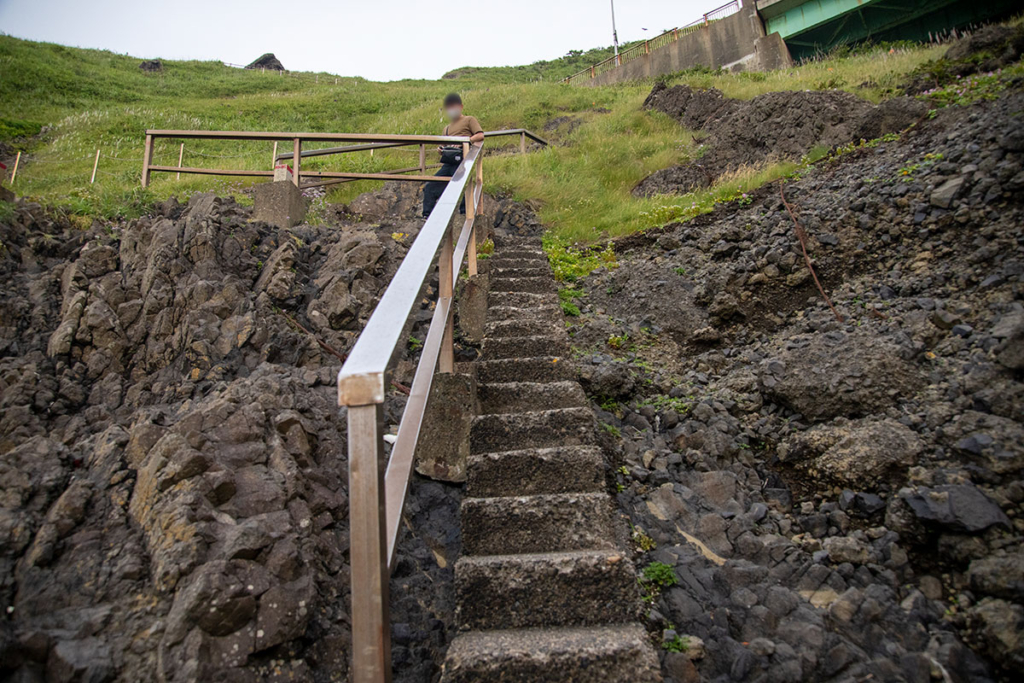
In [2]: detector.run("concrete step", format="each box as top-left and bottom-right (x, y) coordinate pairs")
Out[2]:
(490, 276), (556, 295)
(488, 257), (548, 270)
(495, 247), (546, 259)
(477, 357), (573, 384)
(486, 304), (563, 324)
(484, 318), (561, 339)
(441, 624), (662, 683)
(461, 492), (615, 556)
(488, 291), (556, 309)
(467, 445), (606, 498)
(481, 335), (568, 362)
(455, 550), (640, 629)
(492, 266), (549, 279)
(478, 380), (584, 414)
(471, 407), (596, 454)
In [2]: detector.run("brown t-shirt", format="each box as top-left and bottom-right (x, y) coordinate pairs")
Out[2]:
(444, 115), (483, 139)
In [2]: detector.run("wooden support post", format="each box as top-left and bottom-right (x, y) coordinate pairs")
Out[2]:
(292, 138), (301, 187)
(438, 227), (454, 374)
(11, 151), (21, 185)
(347, 403), (392, 683)
(90, 149), (100, 184)
(272, 141), (278, 168)
(176, 143), (184, 180)
(591, 65), (595, 78)
(519, 132), (526, 155)
(418, 144), (426, 173)
(141, 134), (153, 188)
(645, 41), (650, 55)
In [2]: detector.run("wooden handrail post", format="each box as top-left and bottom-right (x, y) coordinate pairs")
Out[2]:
(272, 141), (278, 168)
(292, 138), (301, 187)
(141, 134), (154, 188)
(438, 227), (454, 373)
(419, 144), (426, 173)
(90, 149), (100, 184)
(519, 132), (526, 155)
(347, 403), (392, 683)
(176, 143), (184, 181)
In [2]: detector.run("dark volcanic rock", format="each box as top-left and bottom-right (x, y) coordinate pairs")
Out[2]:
(898, 484), (1010, 533)
(636, 86), (927, 196)
(139, 60), (162, 72)
(245, 53), (285, 71)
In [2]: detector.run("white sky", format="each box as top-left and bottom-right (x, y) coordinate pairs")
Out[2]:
(0, 0), (721, 81)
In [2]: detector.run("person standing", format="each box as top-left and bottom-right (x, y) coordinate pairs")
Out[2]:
(422, 93), (484, 218)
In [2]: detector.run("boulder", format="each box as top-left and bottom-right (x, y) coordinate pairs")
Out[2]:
(779, 418), (923, 487)
(898, 484), (1010, 533)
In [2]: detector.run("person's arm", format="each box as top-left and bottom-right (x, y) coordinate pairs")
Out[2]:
(469, 117), (485, 145)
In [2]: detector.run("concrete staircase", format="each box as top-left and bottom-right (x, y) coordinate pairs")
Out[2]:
(440, 236), (661, 682)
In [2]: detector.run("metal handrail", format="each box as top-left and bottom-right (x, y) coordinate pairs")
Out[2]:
(563, 0), (742, 85)
(339, 141), (484, 683)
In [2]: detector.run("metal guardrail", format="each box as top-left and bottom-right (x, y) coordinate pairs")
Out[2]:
(338, 142), (485, 683)
(563, 0), (742, 85)
(141, 128), (547, 190)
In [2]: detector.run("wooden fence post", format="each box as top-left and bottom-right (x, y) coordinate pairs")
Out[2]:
(141, 134), (153, 188)
(11, 151), (21, 185)
(519, 133), (526, 155)
(418, 144), (426, 173)
(272, 141), (278, 169)
(292, 138), (301, 188)
(90, 149), (100, 184)
(347, 403), (392, 683)
(176, 143), (184, 180)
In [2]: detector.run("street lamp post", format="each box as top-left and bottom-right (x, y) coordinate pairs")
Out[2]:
(610, 0), (620, 65)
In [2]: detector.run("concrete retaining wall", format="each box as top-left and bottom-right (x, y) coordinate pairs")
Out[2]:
(586, 4), (791, 87)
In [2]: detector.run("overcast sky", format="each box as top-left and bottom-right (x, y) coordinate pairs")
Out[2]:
(0, 0), (720, 81)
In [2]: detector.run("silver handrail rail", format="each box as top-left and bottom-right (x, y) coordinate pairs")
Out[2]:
(338, 142), (484, 683)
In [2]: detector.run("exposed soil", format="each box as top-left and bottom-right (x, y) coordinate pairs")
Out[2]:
(570, 87), (1024, 682)
(635, 84), (928, 197)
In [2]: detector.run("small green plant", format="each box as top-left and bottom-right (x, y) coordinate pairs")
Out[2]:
(673, 266), (687, 276)
(408, 336), (423, 352)
(256, 260), (264, 271)
(600, 423), (621, 438)
(662, 635), (690, 653)
(544, 237), (617, 283)
(642, 561), (678, 588)
(607, 333), (629, 350)
(631, 527), (657, 552)
(559, 287), (584, 317)
(477, 238), (495, 256)
(599, 396), (620, 412)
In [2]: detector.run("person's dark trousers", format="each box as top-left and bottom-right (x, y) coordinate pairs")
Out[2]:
(422, 163), (466, 218)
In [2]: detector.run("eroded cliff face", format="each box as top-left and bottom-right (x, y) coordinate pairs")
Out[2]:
(571, 89), (1024, 682)
(0, 189), (455, 682)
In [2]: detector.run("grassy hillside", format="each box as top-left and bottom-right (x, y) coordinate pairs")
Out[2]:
(0, 34), (959, 244)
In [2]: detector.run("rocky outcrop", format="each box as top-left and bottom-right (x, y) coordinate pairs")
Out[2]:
(245, 53), (285, 71)
(0, 191), (466, 681)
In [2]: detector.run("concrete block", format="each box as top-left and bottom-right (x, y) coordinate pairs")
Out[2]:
(253, 180), (305, 228)
(755, 32), (794, 71)
(415, 372), (475, 483)
(456, 274), (488, 345)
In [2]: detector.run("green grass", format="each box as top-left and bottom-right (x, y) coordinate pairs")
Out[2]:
(0, 33), (958, 240)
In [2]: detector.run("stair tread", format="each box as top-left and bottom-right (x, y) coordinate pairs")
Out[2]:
(442, 624), (661, 683)
(466, 445), (605, 497)
(461, 492), (614, 555)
